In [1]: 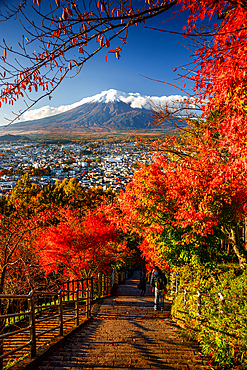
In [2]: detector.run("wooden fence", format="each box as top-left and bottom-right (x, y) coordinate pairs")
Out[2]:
(0, 269), (129, 370)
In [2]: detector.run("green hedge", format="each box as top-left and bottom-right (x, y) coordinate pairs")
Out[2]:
(171, 266), (247, 369)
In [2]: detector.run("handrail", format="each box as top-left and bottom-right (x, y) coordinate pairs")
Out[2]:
(0, 268), (127, 370)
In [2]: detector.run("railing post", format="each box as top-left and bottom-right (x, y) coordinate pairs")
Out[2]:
(106, 276), (109, 296)
(77, 279), (80, 299)
(72, 280), (75, 301)
(102, 274), (105, 296)
(67, 279), (70, 302)
(75, 288), (79, 326)
(86, 288), (90, 318)
(90, 277), (94, 302)
(183, 289), (187, 311)
(28, 292), (36, 358)
(98, 273), (102, 298)
(58, 290), (63, 336)
(196, 290), (201, 315)
(89, 287), (92, 317)
(217, 292), (224, 335)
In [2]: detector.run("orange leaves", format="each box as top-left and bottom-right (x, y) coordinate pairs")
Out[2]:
(4, 48), (7, 59)
(106, 47), (121, 61)
(100, 35), (104, 48)
(55, 0), (60, 6)
(62, 9), (67, 20)
(68, 61), (72, 70)
(36, 208), (120, 279)
(62, 7), (72, 20)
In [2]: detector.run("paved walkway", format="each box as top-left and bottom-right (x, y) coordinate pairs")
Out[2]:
(37, 271), (210, 370)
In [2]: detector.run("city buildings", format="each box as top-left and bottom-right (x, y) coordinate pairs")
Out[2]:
(0, 141), (153, 194)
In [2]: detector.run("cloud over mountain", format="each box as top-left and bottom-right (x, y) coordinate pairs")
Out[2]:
(22, 89), (195, 122)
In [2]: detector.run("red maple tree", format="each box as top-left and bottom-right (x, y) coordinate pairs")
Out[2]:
(35, 206), (125, 279)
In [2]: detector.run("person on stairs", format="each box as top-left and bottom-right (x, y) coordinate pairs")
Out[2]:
(150, 266), (167, 311)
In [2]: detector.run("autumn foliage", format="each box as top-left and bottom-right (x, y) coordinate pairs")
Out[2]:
(35, 207), (125, 279)
(1, 0), (247, 293)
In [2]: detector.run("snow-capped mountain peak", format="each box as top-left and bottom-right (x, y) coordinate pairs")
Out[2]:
(79, 89), (151, 109)
(22, 89), (194, 122)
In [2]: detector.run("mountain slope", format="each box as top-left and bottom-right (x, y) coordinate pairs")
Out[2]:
(2, 89), (188, 135)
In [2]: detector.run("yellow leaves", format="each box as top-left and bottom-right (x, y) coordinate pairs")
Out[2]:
(68, 61), (72, 70)
(55, 0), (60, 6)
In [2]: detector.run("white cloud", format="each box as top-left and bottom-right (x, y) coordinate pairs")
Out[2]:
(21, 89), (197, 121)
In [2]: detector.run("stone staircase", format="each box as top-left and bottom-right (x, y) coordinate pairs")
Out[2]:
(34, 271), (210, 370)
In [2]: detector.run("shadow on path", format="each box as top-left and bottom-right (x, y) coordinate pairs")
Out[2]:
(36, 271), (209, 370)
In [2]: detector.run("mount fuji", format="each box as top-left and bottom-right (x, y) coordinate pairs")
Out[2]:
(2, 89), (189, 135)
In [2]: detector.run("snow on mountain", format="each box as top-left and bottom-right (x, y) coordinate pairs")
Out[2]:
(22, 89), (194, 122)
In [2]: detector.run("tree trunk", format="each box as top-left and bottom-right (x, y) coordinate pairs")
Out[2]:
(229, 226), (247, 269)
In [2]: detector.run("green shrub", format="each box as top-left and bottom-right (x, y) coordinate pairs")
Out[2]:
(171, 265), (247, 369)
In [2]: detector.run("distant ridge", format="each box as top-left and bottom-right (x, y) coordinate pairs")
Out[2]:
(0, 134), (31, 142)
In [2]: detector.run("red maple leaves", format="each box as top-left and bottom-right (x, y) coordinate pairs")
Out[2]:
(35, 207), (123, 279)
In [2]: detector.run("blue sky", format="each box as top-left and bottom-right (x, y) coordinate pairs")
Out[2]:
(0, 1), (198, 127)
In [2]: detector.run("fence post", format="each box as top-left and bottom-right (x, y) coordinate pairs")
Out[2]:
(58, 290), (63, 336)
(98, 272), (102, 298)
(183, 289), (187, 311)
(90, 277), (94, 302)
(72, 280), (75, 301)
(106, 276), (110, 295)
(102, 274), (105, 296)
(86, 288), (90, 318)
(28, 292), (36, 358)
(217, 292), (224, 335)
(77, 279), (80, 299)
(75, 288), (79, 326)
(89, 287), (92, 317)
(98, 273), (102, 298)
(67, 280), (70, 302)
(196, 290), (201, 315)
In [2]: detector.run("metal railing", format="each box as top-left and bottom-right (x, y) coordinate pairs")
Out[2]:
(0, 269), (127, 369)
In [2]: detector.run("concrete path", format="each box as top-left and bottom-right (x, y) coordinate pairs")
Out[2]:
(37, 271), (210, 370)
